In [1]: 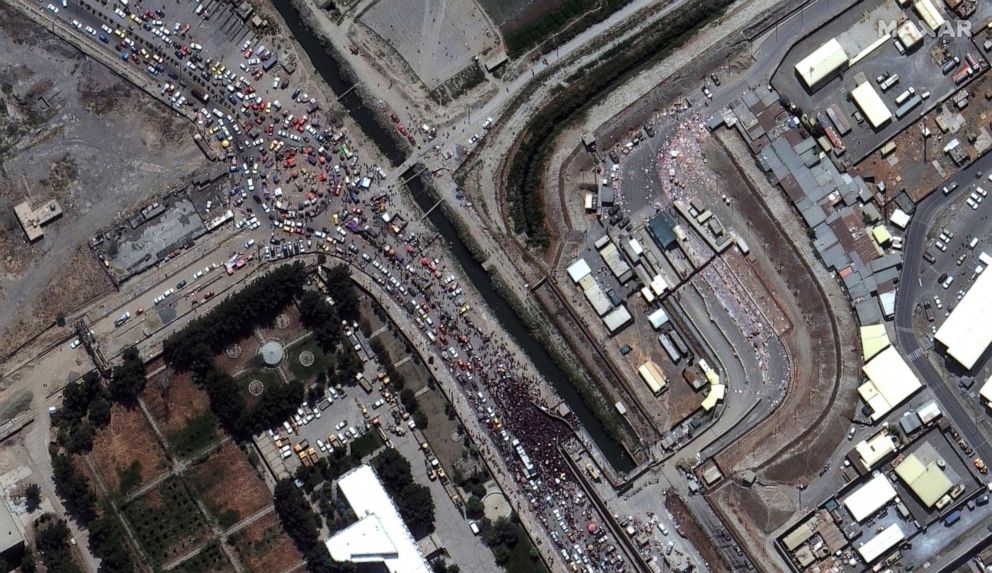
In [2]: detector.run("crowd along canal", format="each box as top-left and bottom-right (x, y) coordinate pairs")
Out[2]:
(272, 1), (634, 472)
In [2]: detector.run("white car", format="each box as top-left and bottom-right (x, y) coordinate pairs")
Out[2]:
(69, 339), (82, 349)
(335, 420), (347, 431)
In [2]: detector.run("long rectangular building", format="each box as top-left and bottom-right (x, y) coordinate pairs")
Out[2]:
(843, 474), (897, 522)
(794, 38), (848, 89)
(850, 82), (892, 128)
(935, 268), (992, 369)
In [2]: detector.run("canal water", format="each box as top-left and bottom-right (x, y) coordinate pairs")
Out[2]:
(272, 2), (634, 471)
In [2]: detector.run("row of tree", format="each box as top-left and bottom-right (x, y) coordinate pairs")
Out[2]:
(162, 262), (308, 370)
(370, 449), (436, 536)
(54, 346), (147, 454)
(273, 479), (355, 573)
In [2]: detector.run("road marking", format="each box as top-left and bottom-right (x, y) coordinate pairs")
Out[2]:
(907, 347), (926, 362)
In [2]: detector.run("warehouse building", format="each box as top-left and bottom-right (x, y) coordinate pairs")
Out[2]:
(603, 305), (633, 334)
(850, 82), (892, 129)
(858, 346), (923, 421)
(914, 0), (946, 31)
(856, 522), (905, 564)
(981, 375), (992, 408)
(647, 308), (670, 329)
(794, 38), (849, 90)
(860, 323), (890, 361)
(843, 473), (897, 522)
(935, 267), (992, 370)
(894, 443), (954, 508)
(637, 361), (668, 395)
(647, 213), (678, 250)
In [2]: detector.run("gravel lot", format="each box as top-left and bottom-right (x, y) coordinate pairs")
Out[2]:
(359, 0), (499, 89)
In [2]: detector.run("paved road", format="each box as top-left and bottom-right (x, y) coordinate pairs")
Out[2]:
(895, 158), (992, 468)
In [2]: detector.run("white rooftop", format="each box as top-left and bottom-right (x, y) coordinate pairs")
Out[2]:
(858, 346), (923, 421)
(843, 474), (897, 522)
(851, 82), (892, 128)
(567, 258), (592, 283)
(326, 465), (430, 573)
(935, 267), (992, 370)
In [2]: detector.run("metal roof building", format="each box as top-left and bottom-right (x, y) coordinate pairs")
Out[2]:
(850, 82), (892, 128)
(647, 308), (669, 329)
(981, 375), (992, 407)
(603, 306), (632, 334)
(843, 474), (897, 522)
(858, 346), (923, 421)
(854, 430), (896, 470)
(894, 449), (953, 508)
(794, 38), (849, 89)
(637, 361), (667, 395)
(856, 523), (905, 564)
(647, 213), (677, 250)
(935, 268), (992, 370)
(326, 465), (430, 573)
(567, 258), (592, 283)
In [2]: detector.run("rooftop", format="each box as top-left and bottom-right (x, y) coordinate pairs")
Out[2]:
(13, 199), (63, 242)
(326, 465), (430, 573)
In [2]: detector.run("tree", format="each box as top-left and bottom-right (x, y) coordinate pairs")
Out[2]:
(34, 515), (83, 573)
(370, 449), (412, 493)
(465, 495), (485, 520)
(413, 409), (428, 430)
(481, 516), (519, 550)
(298, 290), (340, 352)
(399, 389), (417, 411)
(108, 346), (146, 402)
(87, 514), (133, 573)
(19, 551), (35, 573)
(323, 264), (358, 319)
(273, 479), (320, 550)
(24, 483), (41, 512)
(51, 454), (95, 523)
(396, 483), (435, 533)
(88, 394), (112, 428)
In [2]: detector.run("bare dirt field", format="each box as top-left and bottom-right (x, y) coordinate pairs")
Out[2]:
(0, 4), (204, 355)
(88, 403), (169, 493)
(229, 512), (304, 573)
(358, 0), (499, 90)
(143, 368), (214, 435)
(186, 442), (272, 526)
(666, 493), (730, 573)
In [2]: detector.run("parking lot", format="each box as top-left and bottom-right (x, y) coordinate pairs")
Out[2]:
(773, 0), (986, 162)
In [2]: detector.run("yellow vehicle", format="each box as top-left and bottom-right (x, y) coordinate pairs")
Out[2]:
(307, 447), (318, 464)
(114, 27), (125, 38)
(459, 304), (471, 315)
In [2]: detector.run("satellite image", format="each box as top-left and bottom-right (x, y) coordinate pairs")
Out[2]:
(0, 0), (990, 572)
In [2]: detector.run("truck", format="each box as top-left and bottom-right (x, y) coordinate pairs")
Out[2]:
(357, 373), (372, 394)
(943, 510), (961, 526)
(895, 87), (916, 106)
(879, 73), (900, 92)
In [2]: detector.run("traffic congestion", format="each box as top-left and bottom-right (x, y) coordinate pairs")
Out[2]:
(40, 0), (632, 570)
